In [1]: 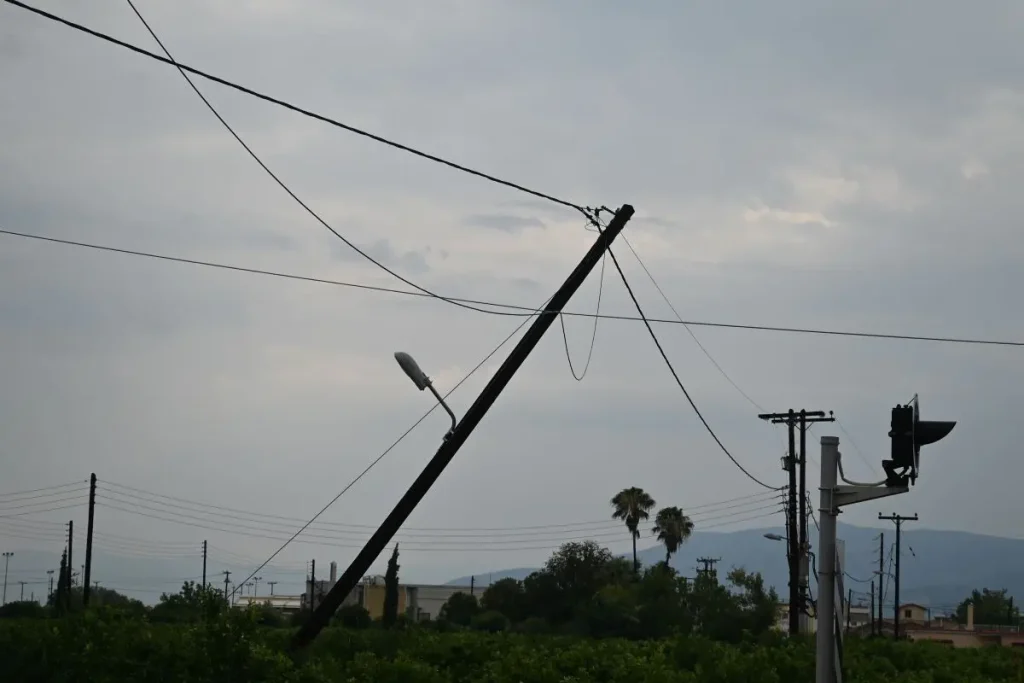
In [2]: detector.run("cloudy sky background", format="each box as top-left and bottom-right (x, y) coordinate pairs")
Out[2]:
(2, 0), (1023, 593)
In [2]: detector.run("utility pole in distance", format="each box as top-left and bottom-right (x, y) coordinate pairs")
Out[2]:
(879, 513), (917, 640)
(222, 571), (231, 606)
(1, 552), (12, 605)
(202, 541), (207, 588)
(876, 532), (884, 634)
(758, 408), (833, 635)
(293, 205), (635, 651)
(83, 473), (97, 607)
(696, 557), (720, 581)
(869, 580), (875, 636)
(268, 581), (277, 596)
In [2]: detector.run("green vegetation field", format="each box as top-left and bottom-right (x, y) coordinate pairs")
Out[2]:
(1, 609), (1020, 683)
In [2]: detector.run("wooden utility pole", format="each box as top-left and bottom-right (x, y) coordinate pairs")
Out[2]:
(293, 205), (635, 651)
(879, 513), (917, 640)
(845, 589), (852, 634)
(870, 581), (876, 636)
(696, 557), (720, 580)
(202, 541), (207, 588)
(877, 533), (884, 634)
(83, 474), (96, 607)
(222, 571), (231, 605)
(758, 409), (833, 635)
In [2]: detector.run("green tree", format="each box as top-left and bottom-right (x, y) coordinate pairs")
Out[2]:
(439, 591), (480, 626)
(634, 563), (694, 638)
(335, 603), (371, 629)
(46, 586), (145, 616)
(470, 610), (510, 633)
(523, 541), (632, 625)
(480, 577), (526, 623)
(382, 544), (400, 629)
(0, 600), (47, 619)
(54, 548), (70, 615)
(955, 588), (1019, 626)
(611, 487), (657, 573)
(149, 581), (227, 623)
(652, 506), (694, 566)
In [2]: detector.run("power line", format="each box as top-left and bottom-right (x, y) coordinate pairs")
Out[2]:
(603, 238), (781, 490)
(100, 479), (780, 535)
(0, 481), (88, 499)
(95, 493), (782, 548)
(114, 0), (539, 318)
(0, 502), (86, 519)
(0, 494), (87, 512)
(95, 488), (782, 543)
(6, 227), (1019, 349)
(617, 231), (763, 410)
(5, 0), (588, 217)
(834, 417), (878, 476)
(558, 247), (606, 381)
(94, 499), (781, 553)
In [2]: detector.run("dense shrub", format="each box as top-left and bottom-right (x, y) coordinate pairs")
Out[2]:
(1, 612), (1022, 682)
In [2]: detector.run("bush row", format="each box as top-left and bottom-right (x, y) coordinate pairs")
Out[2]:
(1, 610), (1021, 683)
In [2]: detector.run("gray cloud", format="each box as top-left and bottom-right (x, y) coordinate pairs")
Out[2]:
(333, 238), (431, 276)
(463, 213), (545, 234)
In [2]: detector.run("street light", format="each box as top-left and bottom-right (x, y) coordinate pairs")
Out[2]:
(764, 533), (786, 542)
(394, 352), (458, 437)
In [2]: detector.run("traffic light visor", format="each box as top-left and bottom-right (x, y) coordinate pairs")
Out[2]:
(915, 420), (956, 447)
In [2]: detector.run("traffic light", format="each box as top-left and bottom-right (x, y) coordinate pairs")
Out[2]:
(883, 396), (956, 487)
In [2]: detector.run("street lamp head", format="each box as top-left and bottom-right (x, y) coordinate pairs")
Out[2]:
(764, 533), (786, 542)
(394, 352), (431, 391)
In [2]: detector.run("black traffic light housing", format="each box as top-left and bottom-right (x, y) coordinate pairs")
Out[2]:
(883, 395), (956, 487)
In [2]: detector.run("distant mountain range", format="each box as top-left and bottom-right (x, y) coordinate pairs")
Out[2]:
(9, 522), (1020, 613)
(448, 523), (1024, 614)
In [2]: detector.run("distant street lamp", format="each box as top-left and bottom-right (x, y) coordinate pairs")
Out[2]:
(394, 352), (458, 437)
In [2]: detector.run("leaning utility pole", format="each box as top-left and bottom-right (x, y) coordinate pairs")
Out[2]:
(758, 408), (833, 635)
(879, 513), (917, 641)
(293, 205), (635, 650)
(83, 473), (97, 607)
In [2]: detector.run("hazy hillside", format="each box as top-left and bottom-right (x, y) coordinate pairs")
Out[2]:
(1, 548), (308, 605)
(10, 522), (1023, 611)
(448, 523), (1024, 613)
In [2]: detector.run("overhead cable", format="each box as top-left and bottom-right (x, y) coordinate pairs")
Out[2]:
(4, 0), (587, 214)
(4, 228), (1020, 348)
(603, 241), (782, 491)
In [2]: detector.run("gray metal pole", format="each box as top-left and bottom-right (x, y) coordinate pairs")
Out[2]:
(815, 436), (840, 683)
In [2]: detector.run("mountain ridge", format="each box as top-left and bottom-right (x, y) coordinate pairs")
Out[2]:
(447, 522), (1024, 613)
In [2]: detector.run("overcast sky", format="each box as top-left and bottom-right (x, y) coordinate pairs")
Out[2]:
(2, 0), (1023, 592)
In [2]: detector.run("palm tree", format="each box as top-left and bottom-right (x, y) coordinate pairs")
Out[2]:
(652, 506), (694, 567)
(611, 487), (657, 573)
